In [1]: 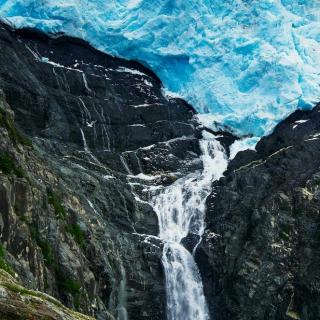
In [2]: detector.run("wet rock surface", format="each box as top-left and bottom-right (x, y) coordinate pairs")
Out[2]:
(0, 22), (203, 319)
(200, 104), (320, 320)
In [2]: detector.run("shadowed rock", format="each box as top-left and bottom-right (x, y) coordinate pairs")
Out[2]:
(199, 103), (320, 320)
(0, 22), (202, 320)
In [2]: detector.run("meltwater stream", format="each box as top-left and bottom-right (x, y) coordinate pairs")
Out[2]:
(150, 138), (228, 320)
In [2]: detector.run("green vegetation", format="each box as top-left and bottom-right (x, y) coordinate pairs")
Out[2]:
(38, 239), (54, 266)
(60, 277), (81, 296)
(57, 274), (82, 308)
(0, 244), (15, 276)
(28, 225), (54, 267)
(19, 214), (29, 225)
(0, 154), (16, 175)
(0, 108), (32, 147)
(280, 223), (291, 241)
(3, 275), (67, 308)
(0, 268), (94, 320)
(4, 282), (37, 296)
(66, 223), (85, 248)
(280, 231), (290, 241)
(0, 153), (26, 178)
(47, 189), (66, 219)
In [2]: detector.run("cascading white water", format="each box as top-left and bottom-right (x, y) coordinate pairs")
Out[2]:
(150, 136), (228, 320)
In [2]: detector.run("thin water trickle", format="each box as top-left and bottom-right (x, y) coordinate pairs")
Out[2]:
(117, 265), (128, 320)
(150, 137), (228, 320)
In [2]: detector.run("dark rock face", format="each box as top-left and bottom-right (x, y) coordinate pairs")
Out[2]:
(200, 104), (320, 320)
(0, 22), (202, 320)
(0, 23), (196, 154)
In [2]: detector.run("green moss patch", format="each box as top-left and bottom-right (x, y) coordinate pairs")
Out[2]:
(57, 273), (82, 309)
(0, 269), (95, 320)
(0, 244), (15, 276)
(0, 154), (15, 175)
(60, 277), (81, 296)
(0, 154), (26, 178)
(28, 225), (54, 267)
(47, 190), (66, 219)
(0, 108), (32, 147)
(66, 223), (85, 248)
(38, 239), (54, 267)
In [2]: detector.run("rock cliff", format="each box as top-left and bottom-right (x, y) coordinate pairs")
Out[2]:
(200, 105), (320, 320)
(0, 22), (201, 319)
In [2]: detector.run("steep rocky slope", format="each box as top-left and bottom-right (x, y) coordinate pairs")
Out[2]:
(200, 105), (320, 320)
(0, 269), (99, 320)
(0, 22), (203, 319)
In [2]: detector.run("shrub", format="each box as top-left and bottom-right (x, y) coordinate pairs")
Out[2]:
(38, 239), (54, 266)
(60, 277), (81, 296)
(0, 244), (15, 276)
(0, 153), (26, 178)
(28, 225), (54, 267)
(47, 190), (66, 219)
(66, 223), (85, 248)
(0, 154), (15, 175)
(0, 109), (32, 147)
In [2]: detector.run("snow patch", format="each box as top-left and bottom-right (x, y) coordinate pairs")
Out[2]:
(293, 119), (309, 129)
(116, 67), (147, 77)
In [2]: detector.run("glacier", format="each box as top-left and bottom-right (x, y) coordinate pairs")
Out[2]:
(0, 0), (320, 137)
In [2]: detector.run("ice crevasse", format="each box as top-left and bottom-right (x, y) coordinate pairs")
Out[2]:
(0, 0), (320, 137)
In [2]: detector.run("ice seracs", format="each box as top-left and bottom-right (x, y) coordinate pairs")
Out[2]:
(1, 1), (320, 137)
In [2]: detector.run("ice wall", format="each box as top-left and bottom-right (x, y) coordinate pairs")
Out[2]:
(1, 0), (320, 136)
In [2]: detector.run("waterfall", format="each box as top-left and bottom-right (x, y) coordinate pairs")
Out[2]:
(117, 265), (128, 320)
(150, 137), (228, 320)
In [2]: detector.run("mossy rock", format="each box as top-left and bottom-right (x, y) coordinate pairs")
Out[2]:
(0, 244), (15, 276)
(0, 153), (26, 178)
(66, 223), (85, 248)
(27, 224), (54, 267)
(59, 277), (81, 296)
(0, 269), (107, 320)
(0, 107), (32, 148)
(47, 189), (66, 219)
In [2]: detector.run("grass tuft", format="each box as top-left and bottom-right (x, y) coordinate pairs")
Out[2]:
(28, 225), (54, 267)
(0, 153), (26, 178)
(0, 108), (32, 147)
(47, 189), (66, 219)
(0, 243), (15, 276)
(66, 223), (85, 248)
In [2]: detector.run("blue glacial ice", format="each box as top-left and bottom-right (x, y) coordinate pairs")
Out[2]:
(0, 0), (320, 137)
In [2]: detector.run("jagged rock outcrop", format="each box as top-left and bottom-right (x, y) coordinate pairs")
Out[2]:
(200, 105), (320, 320)
(0, 22), (203, 319)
